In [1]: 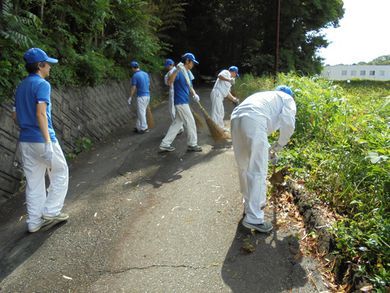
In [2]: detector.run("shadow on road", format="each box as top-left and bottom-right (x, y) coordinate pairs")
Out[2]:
(118, 136), (226, 190)
(0, 198), (65, 282)
(0, 87), (236, 285)
(221, 197), (309, 292)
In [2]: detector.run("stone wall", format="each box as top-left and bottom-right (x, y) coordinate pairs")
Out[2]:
(0, 75), (163, 205)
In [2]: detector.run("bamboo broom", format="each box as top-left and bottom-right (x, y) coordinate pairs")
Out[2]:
(191, 107), (204, 129)
(146, 105), (154, 129)
(196, 101), (229, 142)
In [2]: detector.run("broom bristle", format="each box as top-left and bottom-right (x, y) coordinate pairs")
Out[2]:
(146, 105), (154, 129)
(191, 108), (204, 129)
(204, 116), (229, 141)
(196, 102), (229, 141)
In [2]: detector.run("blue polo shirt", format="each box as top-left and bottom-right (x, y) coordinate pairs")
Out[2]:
(173, 71), (191, 105)
(131, 70), (150, 97)
(14, 74), (56, 142)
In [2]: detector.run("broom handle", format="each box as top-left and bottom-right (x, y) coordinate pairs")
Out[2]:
(196, 101), (209, 117)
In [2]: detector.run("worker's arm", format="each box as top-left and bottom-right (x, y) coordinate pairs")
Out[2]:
(277, 97), (297, 147)
(190, 86), (197, 97)
(218, 70), (234, 83)
(226, 92), (239, 103)
(168, 68), (179, 86)
(218, 75), (233, 82)
(36, 102), (51, 143)
(12, 110), (18, 125)
(130, 85), (137, 98)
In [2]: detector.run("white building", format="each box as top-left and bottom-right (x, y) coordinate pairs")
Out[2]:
(321, 65), (390, 81)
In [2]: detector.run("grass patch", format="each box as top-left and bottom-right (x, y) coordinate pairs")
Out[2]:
(234, 73), (390, 290)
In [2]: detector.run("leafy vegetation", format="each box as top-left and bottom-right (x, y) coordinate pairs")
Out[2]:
(1, 0), (346, 103)
(65, 137), (93, 160)
(235, 74), (390, 290)
(0, 0), (186, 104)
(359, 55), (390, 65)
(168, 0), (344, 76)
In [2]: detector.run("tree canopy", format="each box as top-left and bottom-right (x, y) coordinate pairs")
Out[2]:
(366, 55), (390, 65)
(166, 0), (344, 76)
(0, 0), (185, 102)
(0, 0), (344, 103)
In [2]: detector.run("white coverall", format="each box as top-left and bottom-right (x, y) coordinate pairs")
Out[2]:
(20, 141), (69, 230)
(230, 91), (296, 224)
(210, 69), (233, 129)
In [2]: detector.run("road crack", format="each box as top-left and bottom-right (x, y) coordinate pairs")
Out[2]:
(98, 263), (218, 275)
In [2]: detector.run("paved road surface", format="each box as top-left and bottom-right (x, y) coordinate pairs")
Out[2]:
(0, 88), (327, 292)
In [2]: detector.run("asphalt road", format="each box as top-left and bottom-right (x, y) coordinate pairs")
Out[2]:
(0, 87), (327, 292)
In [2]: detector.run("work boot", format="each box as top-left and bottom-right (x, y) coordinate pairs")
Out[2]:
(242, 220), (273, 233)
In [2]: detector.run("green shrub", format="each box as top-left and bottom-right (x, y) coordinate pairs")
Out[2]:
(235, 73), (390, 290)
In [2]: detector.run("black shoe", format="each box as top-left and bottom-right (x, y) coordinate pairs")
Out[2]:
(187, 145), (202, 152)
(159, 145), (175, 152)
(242, 221), (273, 233)
(137, 129), (150, 134)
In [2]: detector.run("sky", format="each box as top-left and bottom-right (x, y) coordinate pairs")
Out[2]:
(319, 0), (390, 65)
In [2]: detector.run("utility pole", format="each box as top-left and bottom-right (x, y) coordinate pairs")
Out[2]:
(274, 0), (281, 82)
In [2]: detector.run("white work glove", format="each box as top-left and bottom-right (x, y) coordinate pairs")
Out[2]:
(270, 142), (283, 153)
(229, 78), (235, 85)
(41, 142), (53, 165)
(193, 94), (200, 103)
(233, 97), (240, 106)
(127, 97), (132, 105)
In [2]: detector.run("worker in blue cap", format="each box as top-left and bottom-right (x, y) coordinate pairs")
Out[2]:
(230, 85), (296, 233)
(159, 53), (202, 152)
(12, 48), (69, 233)
(128, 61), (151, 134)
(210, 66), (240, 131)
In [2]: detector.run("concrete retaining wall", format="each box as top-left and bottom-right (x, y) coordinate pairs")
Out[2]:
(0, 75), (163, 205)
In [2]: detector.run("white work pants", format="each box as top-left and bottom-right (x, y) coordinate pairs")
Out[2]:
(161, 104), (197, 147)
(210, 89), (225, 129)
(231, 115), (270, 224)
(168, 90), (184, 132)
(20, 141), (69, 230)
(136, 96), (150, 131)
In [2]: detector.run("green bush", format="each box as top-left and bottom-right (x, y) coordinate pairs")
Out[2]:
(75, 51), (114, 86)
(235, 74), (390, 290)
(0, 0), (178, 104)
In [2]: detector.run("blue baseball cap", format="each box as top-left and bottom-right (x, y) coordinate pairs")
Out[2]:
(229, 66), (239, 77)
(275, 85), (294, 97)
(23, 48), (58, 64)
(164, 58), (174, 67)
(130, 61), (139, 68)
(182, 53), (199, 64)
